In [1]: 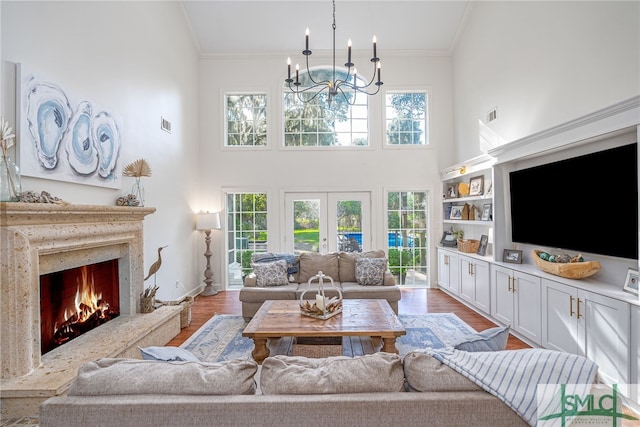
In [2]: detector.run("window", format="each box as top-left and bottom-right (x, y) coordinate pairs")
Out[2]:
(387, 191), (428, 286)
(385, 91), (428, 145)
(225, 93), (267, 147)
(226, 193), (267, 287)
(283, 66), (368, 147)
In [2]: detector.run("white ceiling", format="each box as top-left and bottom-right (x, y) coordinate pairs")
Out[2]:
(181, 1), (471, 55)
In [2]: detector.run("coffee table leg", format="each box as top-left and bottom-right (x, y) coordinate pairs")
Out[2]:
(381, 337), (398, 354)
(251, 338), (270, 364)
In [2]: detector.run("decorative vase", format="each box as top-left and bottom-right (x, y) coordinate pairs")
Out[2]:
(0, 156), (22, 202)
(132, 178), (145, 206)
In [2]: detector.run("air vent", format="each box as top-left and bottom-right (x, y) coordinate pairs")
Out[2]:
(161, 117), (172, 133)
(486, 108), (497, 123)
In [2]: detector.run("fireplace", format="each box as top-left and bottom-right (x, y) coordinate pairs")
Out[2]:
(40, 260), (120, 355)
(0, 202), (183, 419)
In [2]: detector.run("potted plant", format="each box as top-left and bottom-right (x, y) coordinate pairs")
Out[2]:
(388, 248), (418, 285)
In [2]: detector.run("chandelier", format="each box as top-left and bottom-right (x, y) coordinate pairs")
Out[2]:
(285, 0), (383, 106)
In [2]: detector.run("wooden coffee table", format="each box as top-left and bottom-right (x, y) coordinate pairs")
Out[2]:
(242, 299), (406, 364)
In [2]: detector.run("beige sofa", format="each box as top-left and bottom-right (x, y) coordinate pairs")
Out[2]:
(39, 352), (528, 427)
(239, 251), (402, 319)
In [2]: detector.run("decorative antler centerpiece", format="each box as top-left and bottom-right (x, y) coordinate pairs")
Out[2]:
(299, 271), (343, 320)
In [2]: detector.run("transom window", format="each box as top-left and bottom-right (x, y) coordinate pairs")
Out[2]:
(283, 66), (368, 147)
(385, 91), (428, 145)
(225, 93), (267, 147)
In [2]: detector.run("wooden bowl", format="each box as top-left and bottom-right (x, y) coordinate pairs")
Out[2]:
(532, 250), (601, 279)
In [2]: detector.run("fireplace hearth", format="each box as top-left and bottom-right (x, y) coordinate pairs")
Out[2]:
(0, 203), (182, 419)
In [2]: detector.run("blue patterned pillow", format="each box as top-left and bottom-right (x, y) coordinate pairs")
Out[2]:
(355, 257), (387, 286)
(252, 259), (289, 287)
(453, 325), (510, 351)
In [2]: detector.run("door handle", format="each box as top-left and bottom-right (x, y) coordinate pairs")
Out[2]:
(577, 298), (582, 319)
(511, 276), (516, 293)
(507, 276), (512, 292)
(569, 295), (575, 317)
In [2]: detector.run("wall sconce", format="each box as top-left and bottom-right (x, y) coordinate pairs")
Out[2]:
(196, 212), (221, 296)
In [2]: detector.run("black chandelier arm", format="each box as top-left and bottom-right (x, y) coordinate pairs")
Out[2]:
(287, 81), (331, 103)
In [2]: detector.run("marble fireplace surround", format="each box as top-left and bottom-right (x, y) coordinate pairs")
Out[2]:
(0, 203), (182, 418)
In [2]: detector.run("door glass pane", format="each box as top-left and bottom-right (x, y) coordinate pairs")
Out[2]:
(336, 200), (362, 253)
(226, 192), (268, 288)
(293, 199), (320, 254)
(387, 191), (428, 286)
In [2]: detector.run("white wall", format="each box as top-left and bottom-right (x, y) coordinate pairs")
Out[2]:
(1, 1), (201, 301)
(452, 1), (640, 163)
(199, 51), (454, 287)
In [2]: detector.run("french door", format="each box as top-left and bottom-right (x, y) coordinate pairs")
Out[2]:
(284, 192), (371, 255)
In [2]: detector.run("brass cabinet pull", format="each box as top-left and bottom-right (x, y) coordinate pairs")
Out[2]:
(511, 276), (516, 293)
(569, 295), (575, 317)
(507, 276), (512, 292)
(577, 298), (582, 319)
(469, 264), (474, 276)
(444, 255), (449, 265)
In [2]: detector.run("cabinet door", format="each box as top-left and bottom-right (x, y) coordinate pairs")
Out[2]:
(472, 260), (490, 314)
(491, 264), (514, 326)
(512, 271), (541, 345)
(459, 256), (475, 304)
(437, 250), (451, 291)
(632, 306), (639, 404)
(580, 290), (630, 396)
(541, 279), (579, 354)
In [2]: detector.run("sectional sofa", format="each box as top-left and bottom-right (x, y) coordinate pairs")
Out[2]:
(39, 352), (530, 427)
(239, 251), (402, 319)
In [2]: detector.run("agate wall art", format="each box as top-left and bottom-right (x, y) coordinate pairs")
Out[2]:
(17, 64), (122, 189)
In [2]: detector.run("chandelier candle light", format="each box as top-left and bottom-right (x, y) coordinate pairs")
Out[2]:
(285, 0), (382, 106)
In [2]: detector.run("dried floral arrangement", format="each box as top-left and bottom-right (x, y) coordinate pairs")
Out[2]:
(122, 158), (152, 178)
(0, 117), (15, 157)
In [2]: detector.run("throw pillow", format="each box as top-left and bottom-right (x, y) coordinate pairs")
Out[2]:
(338, 250), (385, 282)
(403, 350), (482, 392)
(260, 353), (404, 395)
(453, 325), (510, 352)
(252, 259), (289, 287)
(139, 346), (200, 362)
(298, 252), (339, 283)
(68, 357), (258, 396)
(355, 257), (387, 286)
(252, 252), (298, 275)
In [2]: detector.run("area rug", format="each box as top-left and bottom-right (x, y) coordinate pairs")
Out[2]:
(180, 312), (477, 363)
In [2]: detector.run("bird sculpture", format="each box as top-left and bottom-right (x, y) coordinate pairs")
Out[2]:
(145, 245), (167, 281)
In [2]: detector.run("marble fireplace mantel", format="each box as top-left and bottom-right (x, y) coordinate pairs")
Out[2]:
(0, 202), (182, 419)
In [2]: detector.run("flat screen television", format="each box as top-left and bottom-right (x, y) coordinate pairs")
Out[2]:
(509, 142), (638, 260)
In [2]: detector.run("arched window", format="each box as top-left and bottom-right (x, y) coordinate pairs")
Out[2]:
(283, 66), (369, 147)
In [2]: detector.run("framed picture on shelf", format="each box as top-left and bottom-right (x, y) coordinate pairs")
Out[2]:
(468, 176), (484, 196)
(481, 203), (492, 221)
(503, 249), (523, 264)
(445, 183), (458, 199)
(450, 205), (464, 220)
(440, 231), (458, 247)
(477, 235), (488, 256)
(623, 268), (639, 295)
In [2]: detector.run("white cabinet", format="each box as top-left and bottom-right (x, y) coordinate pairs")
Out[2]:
(491, 265), (542, 345)
(542, 278), (630, 396)
(459, 255), (490, 314)
(437, 248), (459, 295)
(632, 305), (639, 403)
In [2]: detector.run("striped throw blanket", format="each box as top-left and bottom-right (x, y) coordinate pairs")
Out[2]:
(426, 348), (598, 426)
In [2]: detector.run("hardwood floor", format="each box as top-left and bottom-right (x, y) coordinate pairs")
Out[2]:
(166, 288), (530, 350)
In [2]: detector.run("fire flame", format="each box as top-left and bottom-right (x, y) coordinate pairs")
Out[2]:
(53, 265), (116, 345)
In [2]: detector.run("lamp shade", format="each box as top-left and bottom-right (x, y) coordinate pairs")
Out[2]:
(196, 212), (221, 231)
